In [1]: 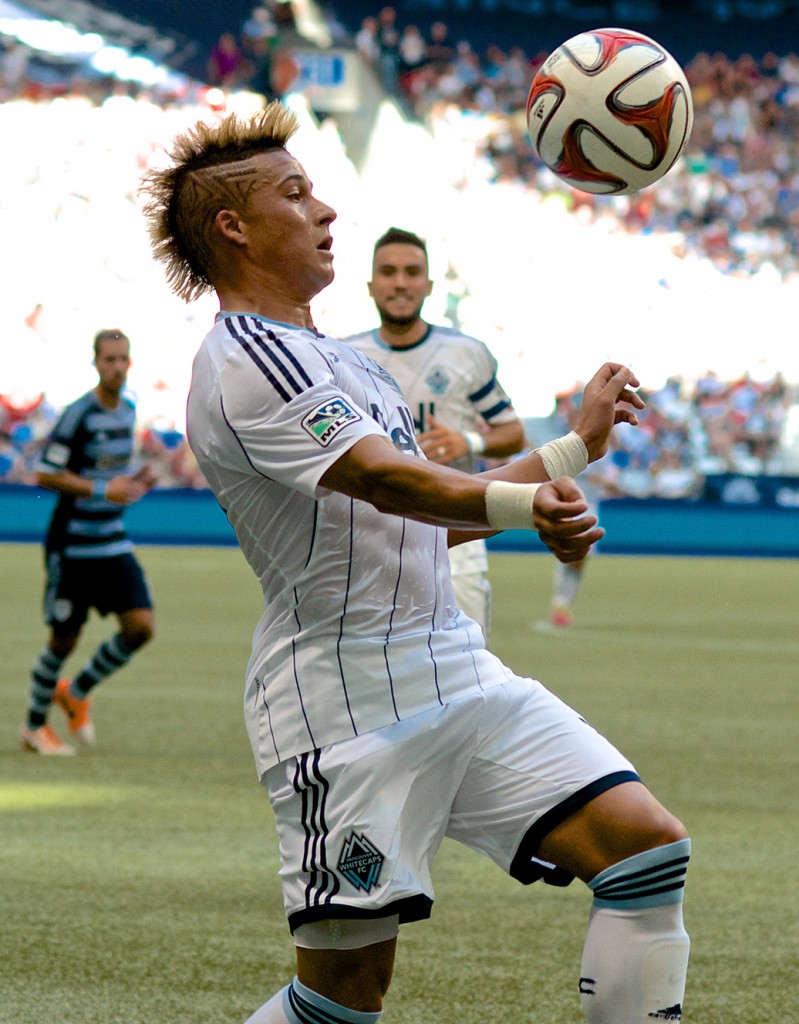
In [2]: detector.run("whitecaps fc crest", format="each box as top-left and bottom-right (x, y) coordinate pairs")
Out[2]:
(337, 832), (385, 892)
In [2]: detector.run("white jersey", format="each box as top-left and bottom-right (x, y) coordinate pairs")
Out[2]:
(187, 313), (511, 777)
(344, 324), (518, 576)
(344, 324), (517, 474)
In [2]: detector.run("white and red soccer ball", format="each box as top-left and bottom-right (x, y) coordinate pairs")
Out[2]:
(526, 27), (694, 195)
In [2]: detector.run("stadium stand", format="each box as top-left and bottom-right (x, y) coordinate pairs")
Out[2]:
(2, 0), (799, 495)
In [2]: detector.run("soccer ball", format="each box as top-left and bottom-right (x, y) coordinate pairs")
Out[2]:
(526, 27), (693, 195)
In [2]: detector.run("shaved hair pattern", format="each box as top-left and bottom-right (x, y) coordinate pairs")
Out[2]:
(140, 101), (300, 302)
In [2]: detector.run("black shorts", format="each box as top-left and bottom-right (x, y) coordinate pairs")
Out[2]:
(43, 551), (153, 631)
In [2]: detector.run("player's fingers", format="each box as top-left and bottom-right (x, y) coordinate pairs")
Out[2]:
(617, 387), (646, 409)
(589, 362), (639, 391)
(614, 410), (640, 427)
(536, 512), (598, 537)
(604, 366), (641, 400)
(540, 526), (604, 561)
(540, 475), (587, 505)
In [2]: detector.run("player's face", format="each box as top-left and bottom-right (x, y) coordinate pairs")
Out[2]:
(94, 339), (130, 394)
(368, 243), (432, 327)
(233, 150), (337, 300)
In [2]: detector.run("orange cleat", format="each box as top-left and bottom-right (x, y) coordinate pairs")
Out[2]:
(20, 723), (76, 756)
(550, 606), (575, 628)
(54, 679), (96, 745)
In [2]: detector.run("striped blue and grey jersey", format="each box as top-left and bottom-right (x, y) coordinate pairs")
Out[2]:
(37, 390), (136, 559)
(187, 313), (511, 776)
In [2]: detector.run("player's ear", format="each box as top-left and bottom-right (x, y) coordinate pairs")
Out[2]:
(215, 209), (248, 246)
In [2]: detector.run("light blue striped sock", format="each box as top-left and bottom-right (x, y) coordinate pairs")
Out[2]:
(72, 633), (135, 698)
(284, 977), (382, 1024)
(589, 838), (691, 909)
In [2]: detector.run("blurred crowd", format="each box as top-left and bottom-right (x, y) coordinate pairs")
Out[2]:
(1, 7), (799, 499)
(2, 369), (794, 497)
(544, 370), (796, 502)
(353, 9), (799, 280)
(204, 0), (306, 101)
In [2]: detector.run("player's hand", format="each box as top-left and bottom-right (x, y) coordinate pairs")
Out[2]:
(533, 476), (604, 563)
(106, 474), (153, 505)
(574, 362), (645, 462)
(132, 465), (159, 490)
(418, 416), (470, 464)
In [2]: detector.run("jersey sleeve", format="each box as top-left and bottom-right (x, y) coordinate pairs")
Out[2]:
(36, 406), (81, 473)
(468, 341), (518, 426)
(218, 337), (388, 499)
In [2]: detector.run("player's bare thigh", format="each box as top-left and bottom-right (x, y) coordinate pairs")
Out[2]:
(536, 780), (688, 884)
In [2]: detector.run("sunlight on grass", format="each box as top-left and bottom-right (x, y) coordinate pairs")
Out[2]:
(0, 781), (131, 810)
(1, 545), (798, 1024)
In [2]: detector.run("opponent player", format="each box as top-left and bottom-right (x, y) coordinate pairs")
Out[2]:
(543, 388), (625, 627)
(140, 103), (691, 1024)
(344, 227), (525, 636)
(20, 329), (156, 755)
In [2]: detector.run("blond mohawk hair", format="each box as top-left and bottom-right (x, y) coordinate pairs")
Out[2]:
(140, 101), (300, 303)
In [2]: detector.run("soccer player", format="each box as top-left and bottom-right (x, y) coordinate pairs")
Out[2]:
(20, 329), (156, 756)
(543, 389), (626, 627)
(344, 227), (525, 637)
(140, 103), (692, 1024)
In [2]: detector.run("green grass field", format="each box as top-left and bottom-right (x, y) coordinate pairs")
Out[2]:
(1, 543), (797, 1024)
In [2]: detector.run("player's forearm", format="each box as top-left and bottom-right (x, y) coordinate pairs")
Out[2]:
(475, 449), (551, 484)
(321, 435), (491, 529)
(446, 450), (551, 546)
(37, 469), (95, 498)
(356, 460), (489, 529)
(480, 419), (526, 459)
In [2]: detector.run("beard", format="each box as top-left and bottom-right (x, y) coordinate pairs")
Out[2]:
(376, 300), (424, 329)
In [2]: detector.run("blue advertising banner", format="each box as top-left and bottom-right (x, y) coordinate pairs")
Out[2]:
(703, 474), (799, 509)
(2, 482), (798, 557)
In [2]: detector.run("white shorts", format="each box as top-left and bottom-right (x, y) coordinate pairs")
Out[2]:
(263, 675), (638, 935)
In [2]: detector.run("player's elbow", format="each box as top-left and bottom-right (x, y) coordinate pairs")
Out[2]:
(507, 421), (527, 455)
(36, 471), (58, 491)
(488, 420), (526, 458)
(357, 464), (422, 517)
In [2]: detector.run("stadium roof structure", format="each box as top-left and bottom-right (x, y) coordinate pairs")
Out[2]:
(5, 0), (799, 91)
(1, 0), (252, 80)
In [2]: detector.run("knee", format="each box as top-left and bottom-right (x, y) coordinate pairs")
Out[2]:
(50, 633), (78, 658)
(122, 620), (154, 650)
(643, 803), (689, 850)
(296, 939), (395, 1012)
(610, 790), (690, 867)
(537, 782), (689, 882)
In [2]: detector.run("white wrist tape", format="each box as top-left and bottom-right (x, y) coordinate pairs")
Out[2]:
(464, 430), (486, 456)
(91, 479), (108, 500)
(536, 430), (588, 479)
(485, 481), (541, 531)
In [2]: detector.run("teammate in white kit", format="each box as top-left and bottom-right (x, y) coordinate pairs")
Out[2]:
(141, 102), (692, 1024)
(344, 227), (525, 636)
